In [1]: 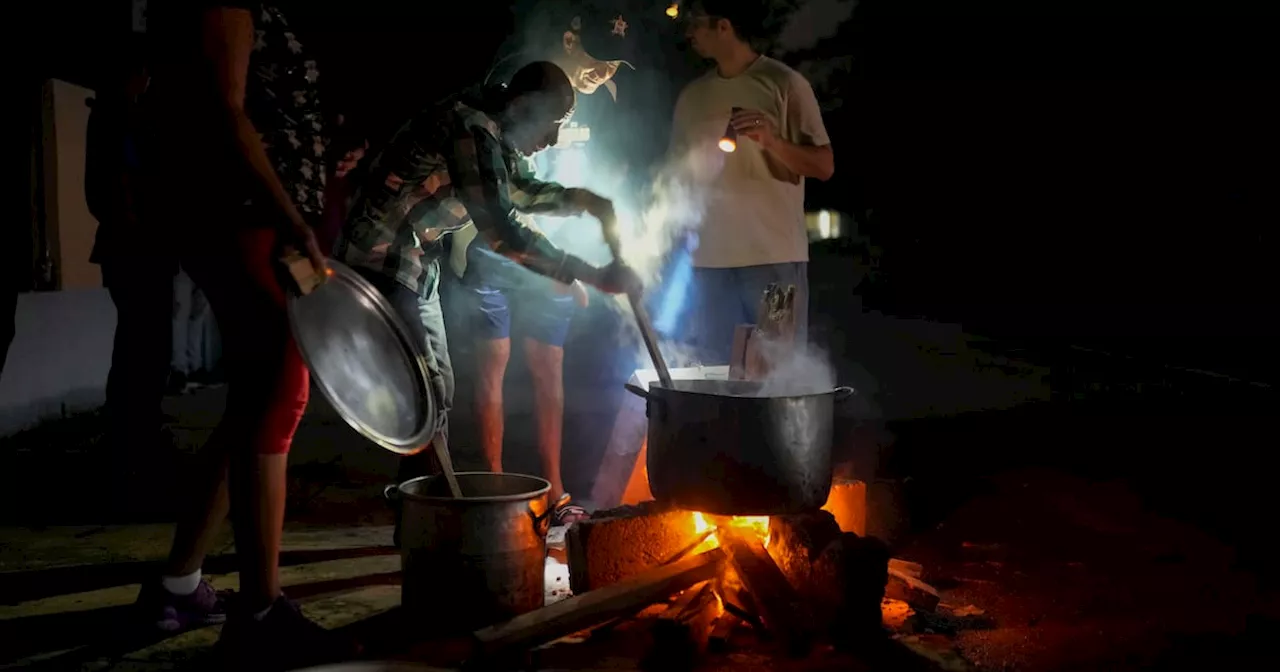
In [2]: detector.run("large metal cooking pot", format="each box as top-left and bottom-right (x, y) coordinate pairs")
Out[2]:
(626, 380), (856, 516)
(287, 260), (436, 454)
(385, 472), (553, 632)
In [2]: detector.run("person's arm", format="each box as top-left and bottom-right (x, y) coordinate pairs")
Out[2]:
(732, 73), (835, 181)
(508, 158), (610, 220)
(447, 124), (602, 287)
(197, 7), (326, 268)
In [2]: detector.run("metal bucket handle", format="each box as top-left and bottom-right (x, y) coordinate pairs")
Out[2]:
(529, 499), (554, 538)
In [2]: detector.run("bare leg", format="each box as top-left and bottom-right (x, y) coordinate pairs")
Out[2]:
(164, 443), (231, 576)
(524, 338), (565, 502)
(228, 452), (289, 611)
(475, 338), (511, 472)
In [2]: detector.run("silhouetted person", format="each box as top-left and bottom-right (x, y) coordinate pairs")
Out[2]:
(85, 44), (175, 466)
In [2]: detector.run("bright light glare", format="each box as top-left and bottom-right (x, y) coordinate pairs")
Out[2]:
(718, 138), (737, 153)
(818, 210), (831, 239)
(666, 4), (679, 19)
(554, 147), (588, 187)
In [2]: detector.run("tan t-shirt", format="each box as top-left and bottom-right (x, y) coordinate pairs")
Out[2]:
(670, 57), (830, 269)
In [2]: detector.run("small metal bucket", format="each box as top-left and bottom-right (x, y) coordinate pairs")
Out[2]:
(385, 472), (553, 632)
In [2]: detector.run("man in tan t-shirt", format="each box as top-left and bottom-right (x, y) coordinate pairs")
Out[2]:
(671, 0), (834, 363)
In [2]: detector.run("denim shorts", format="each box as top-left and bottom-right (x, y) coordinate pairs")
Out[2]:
(459, 244), (577, 347)
(686, 262), (809, 365)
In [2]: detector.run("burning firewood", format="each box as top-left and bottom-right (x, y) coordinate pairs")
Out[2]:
(717, 526), (816, 657)
(707, 610), (740, 652)
(472, 548), (726, 661)
(644, 581), (720, 671)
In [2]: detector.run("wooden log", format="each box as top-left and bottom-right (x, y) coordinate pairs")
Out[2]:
(718, 527), (815, 657)
(820, 533), (892, 647)
(645, 581), (721, 671)
(472, 548), (726, 659)
(886, 566), (940, 612)
(708, 611), (740, 653)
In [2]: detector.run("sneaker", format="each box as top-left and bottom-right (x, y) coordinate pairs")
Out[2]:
(217, 595), (361, 670)
(135, 579), (229, 632)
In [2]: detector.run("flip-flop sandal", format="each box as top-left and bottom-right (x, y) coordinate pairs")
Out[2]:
(552, 494), (590, 526)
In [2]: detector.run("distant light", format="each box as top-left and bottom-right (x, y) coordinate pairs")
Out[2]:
(818, 211), (831, 239)
(718, 138), (737, 153)
(666, 3), (679, 19)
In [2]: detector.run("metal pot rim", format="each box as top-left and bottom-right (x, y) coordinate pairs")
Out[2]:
(396, 471), (552, 503)
(645, 382), (855, 401)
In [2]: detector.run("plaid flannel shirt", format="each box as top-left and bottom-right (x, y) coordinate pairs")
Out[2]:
(336, 99), (584, 296)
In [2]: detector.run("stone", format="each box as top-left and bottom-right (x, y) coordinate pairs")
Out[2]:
(566, 501), (700, 594)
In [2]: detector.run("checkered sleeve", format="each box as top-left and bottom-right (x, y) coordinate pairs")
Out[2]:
(448, 124), (587, 285)
(508, 155), (580, 216)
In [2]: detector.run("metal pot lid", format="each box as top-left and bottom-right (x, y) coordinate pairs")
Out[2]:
(287, 261), (435, 454)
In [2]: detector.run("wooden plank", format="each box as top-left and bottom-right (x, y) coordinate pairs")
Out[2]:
(886, 566), (940, 612)
(718, 527), (815, 657)
(472, 548), (726, 659)
(889, 558), (924, 580)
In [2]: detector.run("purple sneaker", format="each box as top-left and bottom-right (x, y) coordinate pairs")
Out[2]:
(135, 579), (229, 632)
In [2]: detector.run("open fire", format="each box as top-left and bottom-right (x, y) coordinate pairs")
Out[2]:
(473, 480), (916, 668)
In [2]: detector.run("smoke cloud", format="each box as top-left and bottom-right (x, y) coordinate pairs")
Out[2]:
(773, 0), (859, 55)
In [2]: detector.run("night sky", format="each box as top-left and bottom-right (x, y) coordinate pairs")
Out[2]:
(27, 0), (1278, 381)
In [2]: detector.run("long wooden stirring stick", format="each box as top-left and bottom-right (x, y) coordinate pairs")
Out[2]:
(432, 432), (463, 498)
(629, 292), (673, 390)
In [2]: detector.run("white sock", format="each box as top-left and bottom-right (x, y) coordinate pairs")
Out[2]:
(161, 569), (202, 596)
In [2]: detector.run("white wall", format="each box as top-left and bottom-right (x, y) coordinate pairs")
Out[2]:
(0, 290), (116, 435)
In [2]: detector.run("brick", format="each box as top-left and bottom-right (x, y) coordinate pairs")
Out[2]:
(566, 501), (700, 594)
(821, 479), (868, 536)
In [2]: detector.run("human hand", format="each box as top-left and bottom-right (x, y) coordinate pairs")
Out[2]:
(334, 140), (368, 179)
(589, 261), (643, 296)
(730, 108), (779, 148)
(286, 215), (328, 277)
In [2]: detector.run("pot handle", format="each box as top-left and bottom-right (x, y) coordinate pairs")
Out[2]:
(834, 386), (857, 402)
(624, 383), (650, 400)
(383, 484), (402, 502)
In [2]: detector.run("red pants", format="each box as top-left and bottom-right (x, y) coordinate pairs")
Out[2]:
(183, 227), (309, 454)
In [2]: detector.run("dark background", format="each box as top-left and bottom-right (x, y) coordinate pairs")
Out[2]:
(25, 0), (1278, 384)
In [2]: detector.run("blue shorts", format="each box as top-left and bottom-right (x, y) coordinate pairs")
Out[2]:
(686, 262), (809, 365)
(460, 244), (577, 347)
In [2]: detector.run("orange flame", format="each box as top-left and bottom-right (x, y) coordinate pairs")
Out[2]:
(692, 512), (771, 551)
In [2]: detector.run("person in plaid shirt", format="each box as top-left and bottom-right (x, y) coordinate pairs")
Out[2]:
(335, 62), (638, 532)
